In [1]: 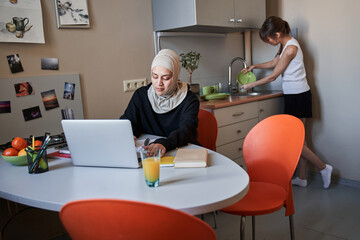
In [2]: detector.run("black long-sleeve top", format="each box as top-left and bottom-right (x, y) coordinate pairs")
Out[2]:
(120, 84), (200, 152)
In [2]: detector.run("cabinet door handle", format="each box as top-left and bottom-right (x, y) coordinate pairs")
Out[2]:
(229, 18), (235, 23)
(237, 130), (242, 134)
(238, 147), (242, 151)
(236, 19), (243, 23)
(259, 109), (264, 113)
(232, 112), (244, 117)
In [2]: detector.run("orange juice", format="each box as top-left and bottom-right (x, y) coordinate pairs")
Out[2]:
(142, 157), (160, 187)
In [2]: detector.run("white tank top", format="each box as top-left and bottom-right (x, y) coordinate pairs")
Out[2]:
(280, 38), (310, 94)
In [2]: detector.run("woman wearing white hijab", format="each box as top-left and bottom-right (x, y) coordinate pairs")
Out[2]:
(120, 49), (200, 157)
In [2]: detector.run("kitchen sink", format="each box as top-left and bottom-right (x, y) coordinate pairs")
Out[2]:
(231, 92), (266, 96)
(230, 90), (280, 97)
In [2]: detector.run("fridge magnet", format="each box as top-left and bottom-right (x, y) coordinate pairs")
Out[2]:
(7, 54), (24, 73)
(22, 106), (42, 121)
(14, 82), (34, 97)
(0, 101), (11, 113)
(63, 82), (75, 100)
(41, 57), (59, 70)
(41, 89), (60, 110)
(0, 0), (45, 43)
(55, 0), (90, 29)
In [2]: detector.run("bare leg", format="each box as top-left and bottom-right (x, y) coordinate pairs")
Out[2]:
(297, 157), (308, 180)
(299, 118), (326, 172)
(293, 118), (333, 188)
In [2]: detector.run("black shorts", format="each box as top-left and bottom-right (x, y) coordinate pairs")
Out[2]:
(284, 90), (312, 118)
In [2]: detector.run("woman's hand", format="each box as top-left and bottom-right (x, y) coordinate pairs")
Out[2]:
(143, 143), (166, 157)
(240, 83), (254, 91)
(241, 65), (255, 74)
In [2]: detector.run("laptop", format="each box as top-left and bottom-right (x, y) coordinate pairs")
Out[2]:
(61, 119), (140, 168)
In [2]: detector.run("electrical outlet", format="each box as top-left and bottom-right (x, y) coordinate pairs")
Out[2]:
(123, 78), (147, 92)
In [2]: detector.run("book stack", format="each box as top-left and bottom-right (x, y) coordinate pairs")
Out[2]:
(47, 150), (71, 159)
(174, 148), (208, 168)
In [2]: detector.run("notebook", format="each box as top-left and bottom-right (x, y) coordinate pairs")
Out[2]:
(61, 119), (140, 168)
(174, 148), (208, 168)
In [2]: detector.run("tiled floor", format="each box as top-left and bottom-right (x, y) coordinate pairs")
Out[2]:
(210, 177), (360, 240)
(1, 177), (359, 240)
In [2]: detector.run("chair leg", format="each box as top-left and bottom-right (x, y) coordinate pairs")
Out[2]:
(240, 216), (246, 240)
(212, 211), (217, 229)
(199, 212), (217, 229)
(252, 216), (255, 240)
(289, 215), (295, 240)
(6, 200), (17, 217)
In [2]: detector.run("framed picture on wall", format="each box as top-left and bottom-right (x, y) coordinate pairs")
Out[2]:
(54, 0), (90, 29)
(0, 0), (45, 43)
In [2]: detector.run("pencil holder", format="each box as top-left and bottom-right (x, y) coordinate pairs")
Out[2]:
(26, 148), (49, 174)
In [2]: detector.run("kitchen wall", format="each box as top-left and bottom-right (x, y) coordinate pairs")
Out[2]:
(0, 0), (155, 119)
(1, 0), (359, 183)
(0, 1), (247, 119)
(159, 33), (245, 91)
(257, 0), (360, 182)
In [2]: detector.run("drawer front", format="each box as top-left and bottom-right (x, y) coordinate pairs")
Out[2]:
(217, 118), (258, 146)
(217, 139), (244, 160)
(258, 97), (284, 121)
(214, 101), (258, 127)
(233, 157), (246, 170)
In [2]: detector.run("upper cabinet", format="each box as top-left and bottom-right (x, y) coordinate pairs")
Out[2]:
(152, 0), (266, 33)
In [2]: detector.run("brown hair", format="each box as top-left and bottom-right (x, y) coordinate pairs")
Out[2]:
(259, 16), (291, 43)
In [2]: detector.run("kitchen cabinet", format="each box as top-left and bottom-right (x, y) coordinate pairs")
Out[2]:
(234, 0), (266, 28)
(258, 97), (284, 121)
(152, 0), (266, 32)
(210, 96), (283, 168)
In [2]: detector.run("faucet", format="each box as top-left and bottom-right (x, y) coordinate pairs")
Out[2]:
(229, 57), (247, 93)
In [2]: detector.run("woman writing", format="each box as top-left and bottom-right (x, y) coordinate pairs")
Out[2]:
(120, 49), (200, 157)
(241, 16), (333, 189)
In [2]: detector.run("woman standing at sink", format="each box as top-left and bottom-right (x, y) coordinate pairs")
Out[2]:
(241, 16), (333, 189)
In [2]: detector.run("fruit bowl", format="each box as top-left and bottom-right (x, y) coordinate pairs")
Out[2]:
(2, 155), (28, 166)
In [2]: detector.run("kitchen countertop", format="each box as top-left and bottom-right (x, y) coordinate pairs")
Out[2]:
(200, 90), (283, 110)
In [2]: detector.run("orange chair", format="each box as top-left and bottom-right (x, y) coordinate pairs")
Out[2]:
(197, 109), (218, 151)
(59, 199), (216, 240)
(197, 109), (219, 228)
(221, 114), (305, 240)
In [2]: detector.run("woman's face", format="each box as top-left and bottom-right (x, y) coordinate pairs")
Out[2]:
(266, 36), (280, 46)
(266, 33), (281, 46)
(151, 66), (173, 96)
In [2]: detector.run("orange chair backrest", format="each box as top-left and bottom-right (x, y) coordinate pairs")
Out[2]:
(60, 199), (216, 240)
(243, 114), (304, 191)
(197, 109), (218, 151)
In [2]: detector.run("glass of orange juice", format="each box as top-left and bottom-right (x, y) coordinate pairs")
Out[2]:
(139, 148), (161, 187)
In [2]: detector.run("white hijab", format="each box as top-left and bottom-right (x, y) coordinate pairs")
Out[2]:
(148, 49), (188, 114)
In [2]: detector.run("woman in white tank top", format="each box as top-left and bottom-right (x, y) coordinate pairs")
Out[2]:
(241, 16), (332, 189)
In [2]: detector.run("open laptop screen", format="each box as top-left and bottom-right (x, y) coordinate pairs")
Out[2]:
(61, 119), (140, 168)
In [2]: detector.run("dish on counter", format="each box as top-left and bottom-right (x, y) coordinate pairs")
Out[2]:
(201, 93), (230, 101)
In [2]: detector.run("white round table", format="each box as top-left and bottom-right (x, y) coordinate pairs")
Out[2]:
(0, 146), (249, 215)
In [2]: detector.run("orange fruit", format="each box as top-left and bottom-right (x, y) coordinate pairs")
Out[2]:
(18, 148), (27, 156)
(3, 148), (19, 156)
(34, 140), (43, 150)
(12, 137), (28, 151)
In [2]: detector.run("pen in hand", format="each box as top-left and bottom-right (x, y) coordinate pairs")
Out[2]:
(144, 138), (150, 146)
